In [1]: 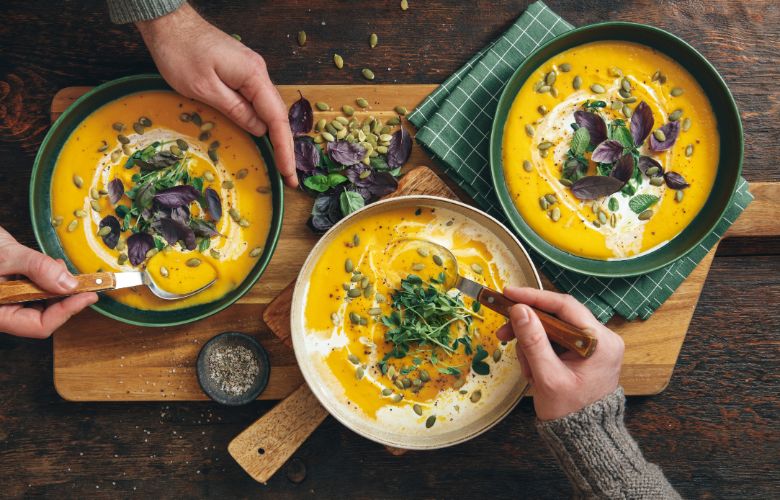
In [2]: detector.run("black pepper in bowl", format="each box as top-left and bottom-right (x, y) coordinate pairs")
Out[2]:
(196, 332), (270, 405)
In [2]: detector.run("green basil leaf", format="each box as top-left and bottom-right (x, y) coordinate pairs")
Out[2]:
(611, 125), (634, 149)
(339, 191), (365, 216)
(327, 173), (348, 187)
(303, 174), (331, 192)
(628, 194), (659, 214)
(571, 127), (591, 156)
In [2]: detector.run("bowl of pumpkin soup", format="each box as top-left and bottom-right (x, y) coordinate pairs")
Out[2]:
(491, 23), (742, 277)
(30, 74), (283, 326)
(291, 196), (540, 449)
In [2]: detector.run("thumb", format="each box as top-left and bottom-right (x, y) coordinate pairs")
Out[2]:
(509, 304), (565, 380)
(1, 244), (78, 294)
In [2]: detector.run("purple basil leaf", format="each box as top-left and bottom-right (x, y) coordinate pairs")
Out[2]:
(107, 178), (124, 205)
(294, 137), (321, 174)
(308, 192), (341, 233)
(367, 172), (399, 199)
(591, 140), (624, 163)
(630, 101), (654, 146)
(574, 111), (607, 145)
(649, 121), (680, 152)
(288, 91), (313, 135)
(170, 205), (190, 225)
(154, 185), (200, 208)
(328, 141), (366, 166)
(386, 126), (412, 168)
(127, 232), (154, 266)
(638, 156), (663, 176)
(571, 175), (626, 200)
(98, 215), (120, 249)
(344, 166), (373, 187)
(204, 188), (222, 220)
(190, 218), (219, 238)
(664, 171), (690, 190)
(611, 154), (635, 183)
(155, 217), (196, 250)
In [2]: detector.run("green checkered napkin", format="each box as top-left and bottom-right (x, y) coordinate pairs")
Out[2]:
(408, 1), (753, 323)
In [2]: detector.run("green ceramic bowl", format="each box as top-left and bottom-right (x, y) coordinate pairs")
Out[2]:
(29, 74), (283, 327)
(490, 22), (743, 277)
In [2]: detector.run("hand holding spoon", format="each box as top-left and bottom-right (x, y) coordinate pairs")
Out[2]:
(386, 239), (597, 358)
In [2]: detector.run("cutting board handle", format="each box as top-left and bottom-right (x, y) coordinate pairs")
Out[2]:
(228, 384), (328, 484)
(0, 272), (115, 304)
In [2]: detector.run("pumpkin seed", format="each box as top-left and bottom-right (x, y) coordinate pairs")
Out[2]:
(470, 263), (483, 274)
(539, 197), (549, 210)
(401, 0), (409, 10)
(228, 208), (240, 221)
(621, 78), (632, 93)
(675, 190), (684, 202)
(538, 141), (554, 150)
(145, 248), (158, 259)
(179, 113), (191, 122)
(646, 166), (660, 177)
(190, 113), (202, 126)
(550, 207), (561, 222)
(236, 168), (249, 180)
(369, 33), (378, 48)
(74, 209), (87, 218)
(412, 404), (423, 416)
(117, 134), (130, 145)
(110, 150), (122, 162)
(209, 249), (221, 259)
(598, 212), (607, 225)
(590, 84), (606, 94)
(671, 87), (684, 97)
(559, 63), (572, 72)
(638, 210), (654, 221)
(314, 118), (326, 132)
(540, 149), (548, 158)
(545, 71), (557, 86)
(392, 393), (403, 402)
(249, 247), (263, 258)
(394, 106), (408, 116)
(351, 273), (362, 282)
(375, 293), (386, 304)
(170, 145), (182, 157)
(653, 130), (666, 142)
(112, 122), (125, 132)
(200, 122), (214, 133)
(325, 123), (337, 136)
(347, 288), (362, 298)
(97, 140), (109, 153)
(368, 307), (383, 317)
(537, 85), (550, 94)
(65, 219), (78, 232)
(622, 106), (633, 118)
(336, 128), (348, 140)
(97, 226), (112, 237)
(122, 144), (132, 156)
(573, 75), (582, 90)
(355, 366), (365, 380)
(685, 144), (694, 157)
(199, 131), (211, 141)
(204, 171), (215, 182)
(116, 239), (126, 251)
(132, 122), (145, 135)
(90, 200), (101, 212)
(333, 53), (344, 69)
(51, 216), (64, 228)
(411, 263), (425, 272)
(360, 277), (369, 289)
(621, 96), (638, 104)
(321, 132), (335, 142)
(425, 415), (436, 428)
(682, 117), (692, 132)
(608, 66), (623, 77)
(239, 218), (250, 228)
(523, 160), (533, 172)
(381, 388), (393, 397)
(401, 378), (411, 388)
(297, 30), (306, 46)
(353, 98), (369, 110)
(611, 101), (624, 111)
(186, 258), (201, 267)
(431, 254), (444, 267)
(610, 213), (617, 228)
(315, 102), (330, 111)
(117, 253), (128, 265)
(139, 116), (152, 127)
(362, 68), (375, 80)
(174, 138), (188, 151)
(386, 116), (401, 126)
(470, 390), (482, 403)
(331, 120), (345, 131)
(348, 354), (360, 365)
(206, 140), (220, 151)
(669, 109), (683, 121)
(618, 89), (631, 99)
(545, 193), (557, 204)
(551, 87), (559, 97)
(650, 176), (665, 186)
(652, 70), (661, 81)
(537, 104), (548, 115)
(560, 178), (573, 187)
(338, 106), (354, 118)
(524, 124), (535, 137)
(492, 349), (502, 363)
(159, 266), (169, 278)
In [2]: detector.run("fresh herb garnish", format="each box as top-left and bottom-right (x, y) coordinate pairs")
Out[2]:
(628, 194), (659, 214)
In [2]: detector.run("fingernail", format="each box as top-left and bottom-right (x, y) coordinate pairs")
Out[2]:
(58, 272), (78, 290)
(511, 305), (529, 326)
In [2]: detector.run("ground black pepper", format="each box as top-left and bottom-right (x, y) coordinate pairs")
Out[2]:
(207, 344), (259, 396)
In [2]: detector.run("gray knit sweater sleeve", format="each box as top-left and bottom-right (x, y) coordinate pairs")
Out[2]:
(107, 0), (185, 24)
(535, 387), (681, 499)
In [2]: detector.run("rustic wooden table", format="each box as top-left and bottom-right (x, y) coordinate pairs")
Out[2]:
(1, 1), (778, 497)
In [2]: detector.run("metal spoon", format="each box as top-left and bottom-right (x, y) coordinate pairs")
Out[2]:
(0, 270), (215, 305)
(386, 238), (597, 358)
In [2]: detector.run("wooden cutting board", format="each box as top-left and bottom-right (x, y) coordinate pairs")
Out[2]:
(50, 85), (779, 402)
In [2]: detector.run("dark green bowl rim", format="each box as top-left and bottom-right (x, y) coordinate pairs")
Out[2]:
(489, 22), (743, 277)
(29, 74), (284, 327)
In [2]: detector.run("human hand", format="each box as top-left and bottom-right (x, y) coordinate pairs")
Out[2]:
(136, 3), (298, 188)
(0, 227), (97, 338)
(496, 286), (624, 421)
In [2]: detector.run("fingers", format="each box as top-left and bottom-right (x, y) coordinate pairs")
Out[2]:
(0, 242), (77, 294)
(504, 286), (597, 330)
(0, 292), (98, 339)
(509, 304), (566, 380)
(207, 80), (267, 137)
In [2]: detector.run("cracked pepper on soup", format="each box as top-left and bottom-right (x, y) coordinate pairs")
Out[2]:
(50, 91), (273, 310)
(502, 41), (719, 260)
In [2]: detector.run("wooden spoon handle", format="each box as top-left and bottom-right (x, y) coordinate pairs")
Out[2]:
(477, 287), (598, 358)
(0, 272), (116, 305)
(228, 384), (328, 484)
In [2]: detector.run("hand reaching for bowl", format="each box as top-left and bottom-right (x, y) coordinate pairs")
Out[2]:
(496, 286), (624, 421)
(0, 226), (97, 338)
(135, 3), (298, 188)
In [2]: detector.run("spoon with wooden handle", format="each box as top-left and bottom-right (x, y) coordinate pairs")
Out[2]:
(386, 239), (598, 358)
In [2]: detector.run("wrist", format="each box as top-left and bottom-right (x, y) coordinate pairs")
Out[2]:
(136, 2), (201, 43)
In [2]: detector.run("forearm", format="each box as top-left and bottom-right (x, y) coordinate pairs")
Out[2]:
(536, 387), (680, 500)
(107, 0), (185, 24)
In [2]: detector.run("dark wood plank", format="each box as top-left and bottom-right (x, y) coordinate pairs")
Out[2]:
(0, 1), (778, 498)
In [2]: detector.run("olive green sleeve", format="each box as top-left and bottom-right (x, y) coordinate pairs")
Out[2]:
(535, 387), (681, 499)
(107, 0), (185, 24)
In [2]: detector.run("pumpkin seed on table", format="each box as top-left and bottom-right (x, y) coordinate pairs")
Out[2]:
(249, 247), (263, 258)
(621, 78), (632, 93)
(621, 96), (637, 104)
(356, 98), (369, 109)
(342, 105), (355, 116)
(590, 84), (605, 94)
(386, 116), (401, 126)
(315, 102), (330, 111)
(297, 31), (306, 46)
(401, 0), (409, 10)
(333, 53), (344, 69)
(394, 106), (408, 116)
(573, 75), (582, 90)
(362, 68), (375, 81)
(671, 87), (684, 97)
(369, 33), (378, 48)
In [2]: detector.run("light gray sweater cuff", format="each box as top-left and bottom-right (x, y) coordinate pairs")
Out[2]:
(536, 387), (681, 500)
(107, 0), (185, 24)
